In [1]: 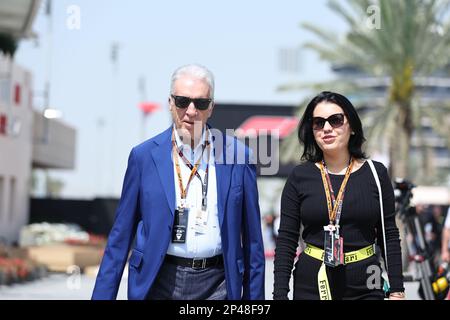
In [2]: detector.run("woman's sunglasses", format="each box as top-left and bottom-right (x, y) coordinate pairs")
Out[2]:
(312, 113), (346, 130)
(171, 95), (212, 111)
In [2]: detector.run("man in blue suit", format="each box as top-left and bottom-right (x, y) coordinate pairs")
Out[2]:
(92, 64), (265, 300)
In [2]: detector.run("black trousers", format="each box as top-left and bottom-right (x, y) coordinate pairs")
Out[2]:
(293, 252), (385, 300)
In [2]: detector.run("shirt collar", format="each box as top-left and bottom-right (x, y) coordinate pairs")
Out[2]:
(173, 124), (209, 156)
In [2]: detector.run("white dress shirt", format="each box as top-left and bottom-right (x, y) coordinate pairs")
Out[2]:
(166, 126), (222, 258)
(445, 207), (450, 229)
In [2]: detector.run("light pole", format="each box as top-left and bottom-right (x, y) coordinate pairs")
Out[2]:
(138, 76), (147, 141)
(109, 42), (120, 196)
(137, 76), (160, 141)
(138, 101), (161, 141)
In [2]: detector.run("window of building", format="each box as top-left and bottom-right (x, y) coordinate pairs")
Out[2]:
(9, 177), (15, 222)
(0, 114), (6, 135)
(14, 84), (21, 106)
(0, 176), (4, 222)
(0, 78), (11, 106)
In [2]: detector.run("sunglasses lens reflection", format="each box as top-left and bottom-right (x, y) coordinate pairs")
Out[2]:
(174, 96), (191, 108)
(194, 100), (211, 110)
(172, 95), (211, 110)
(312, 114), (344, 130)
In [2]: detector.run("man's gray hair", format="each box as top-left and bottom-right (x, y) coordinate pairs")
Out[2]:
(170, 64), (215, 99)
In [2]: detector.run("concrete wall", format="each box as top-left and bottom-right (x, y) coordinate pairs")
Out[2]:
(32, 110), (76, 169)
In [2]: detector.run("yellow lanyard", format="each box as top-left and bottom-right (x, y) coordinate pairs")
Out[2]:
(319, 158), (354, 224)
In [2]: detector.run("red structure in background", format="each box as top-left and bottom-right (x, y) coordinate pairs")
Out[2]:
(236, 116), (299, 138)
(138, 102), (161, 115)
(138, 102), (161, 141)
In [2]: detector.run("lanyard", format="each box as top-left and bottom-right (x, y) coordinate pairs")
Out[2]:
(172, 130), (211, 210)
(319, 157), (354, 226)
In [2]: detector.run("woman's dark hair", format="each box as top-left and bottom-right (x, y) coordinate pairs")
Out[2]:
(298, 91), (367, 162)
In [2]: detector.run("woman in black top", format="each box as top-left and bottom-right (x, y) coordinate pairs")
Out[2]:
(273, 91), (405, 300)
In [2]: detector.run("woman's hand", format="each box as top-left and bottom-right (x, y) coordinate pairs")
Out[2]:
(388, 292), (406, 300)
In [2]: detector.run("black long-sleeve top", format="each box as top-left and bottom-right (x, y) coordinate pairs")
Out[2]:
(273, 160), (404, 299)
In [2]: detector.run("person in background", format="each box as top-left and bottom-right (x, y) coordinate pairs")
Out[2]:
(430, 205), (444, 264)
(441, 206), (450, 263)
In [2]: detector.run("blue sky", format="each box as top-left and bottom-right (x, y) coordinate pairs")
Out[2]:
(15, 0), (348, 198)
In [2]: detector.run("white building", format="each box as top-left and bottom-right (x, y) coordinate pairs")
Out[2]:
(0, 53), (34, 243)
(0, 0), (76, 244)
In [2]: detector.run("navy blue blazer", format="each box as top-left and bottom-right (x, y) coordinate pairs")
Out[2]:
(92, 126), (265, 300)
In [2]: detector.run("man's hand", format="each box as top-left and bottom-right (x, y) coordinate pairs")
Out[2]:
(441, 249), (450, 263)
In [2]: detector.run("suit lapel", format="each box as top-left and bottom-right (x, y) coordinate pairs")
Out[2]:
(215, 134), (233, 228)
(150, 126), (234, 222)
(151, 127), (176, 215)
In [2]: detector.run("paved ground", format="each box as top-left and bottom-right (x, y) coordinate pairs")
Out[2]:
(0, 257), (421, 300)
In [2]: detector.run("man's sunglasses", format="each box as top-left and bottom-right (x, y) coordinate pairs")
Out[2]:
(171, 95), (212, 111)
(312, 113), (346, 130)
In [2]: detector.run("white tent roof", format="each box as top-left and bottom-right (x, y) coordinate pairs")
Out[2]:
(411, 186), (450, 205)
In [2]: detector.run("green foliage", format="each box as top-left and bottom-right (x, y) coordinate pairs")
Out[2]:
(0, 33), (17, 57)
(281, 0), (450, 184)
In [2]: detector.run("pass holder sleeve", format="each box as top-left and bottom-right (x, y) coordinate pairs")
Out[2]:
(172, 207), (189, 243)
